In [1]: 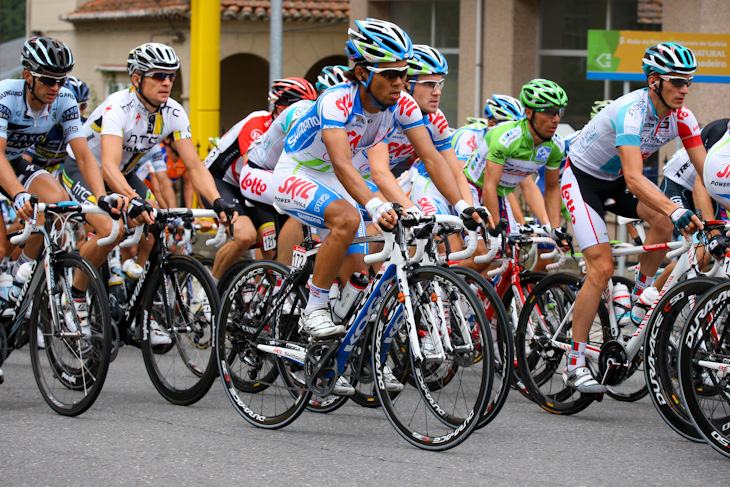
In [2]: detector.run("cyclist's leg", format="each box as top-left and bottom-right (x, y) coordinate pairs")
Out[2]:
(17, 162), (67, 259)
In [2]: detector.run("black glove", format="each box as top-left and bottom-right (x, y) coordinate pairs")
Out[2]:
(458, 205), (479, 232)
(213, 198), (235, 223)
(708, 234), (730, 259)
(98, 193), (124, 219)
(550, 226), (571, 245)
(127, 196), (152, 220)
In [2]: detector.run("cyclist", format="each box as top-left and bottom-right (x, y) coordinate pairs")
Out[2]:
(273, 20), (480, 359)
(704, 121), (730, 213)
(0, 37), (122, 341)
(63, 42), (237, 345)
(22, 75), (91, 178)
(204, 77), (317, 279)
(560, 42), (712, 392)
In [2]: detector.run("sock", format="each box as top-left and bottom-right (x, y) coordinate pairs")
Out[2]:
(11, 252), (31, 276)
(71, 286), (85, 299)
(304, 282), (330, 315)
(567, 340), (586, 372)
(632, 270), (654, 301)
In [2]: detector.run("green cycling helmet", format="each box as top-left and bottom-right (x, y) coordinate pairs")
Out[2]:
(590, 99), (612, 120)
(520, 78), (568, 109)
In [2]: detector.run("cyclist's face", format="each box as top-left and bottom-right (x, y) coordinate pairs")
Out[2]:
(358, 60), (407, 110)
(23, 70), (62, 107)
(407, 74), (444, 114)
(650, 72), (691, 109)
(135, 70), (175, 106)
(528, 107), (562, 139)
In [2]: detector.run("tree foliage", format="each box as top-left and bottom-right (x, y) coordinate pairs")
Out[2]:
(1, 0), (26, 43)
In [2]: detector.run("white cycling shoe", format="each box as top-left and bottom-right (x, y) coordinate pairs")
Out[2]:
(562, 366), (607, 393)
(298, 308), (345, 339)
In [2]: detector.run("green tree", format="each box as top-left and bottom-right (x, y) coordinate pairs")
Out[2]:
(1, 0), (26, 43)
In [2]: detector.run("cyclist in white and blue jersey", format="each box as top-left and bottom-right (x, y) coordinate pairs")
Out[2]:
(560, 42), (713, 393)
(0, 37), (122, 346)
(272, 19), (480, 364)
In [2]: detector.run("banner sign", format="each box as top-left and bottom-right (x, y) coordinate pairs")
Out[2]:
(587, 30), (730, 83)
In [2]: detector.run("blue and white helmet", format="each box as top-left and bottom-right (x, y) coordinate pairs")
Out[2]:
(407, 45), (448, 76)
(642, 42), (697, 76)
(65, 76), (90, 103)
(484, 94), (525, 122)
(346, 18), (412, 64)
(316, 65), (350, 92)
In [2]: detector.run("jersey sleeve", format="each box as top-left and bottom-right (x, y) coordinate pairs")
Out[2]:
(394, 93), (425, 131)
(614, 99), (644, 147)
(98, 101), (127, 138)
(163, 102), (192, 142)
(675, 107), (702, 150)
(57, 91), (84, 143)
(318, 88), (351, 130)
(426, 110), (453, 151)
(0, 87), (14, 141)
(544, 135), (565, 170)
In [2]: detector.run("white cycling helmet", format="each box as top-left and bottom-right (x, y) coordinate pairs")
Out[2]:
(484, 94), (525, 122)
(127, 43), (180, 75)
(345, 18), (412, 65)
(407, 45), (448, 76)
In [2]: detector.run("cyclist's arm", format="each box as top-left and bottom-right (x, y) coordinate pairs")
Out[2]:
(173, 137), (237, 224)
(0, 138), (27, 203)
(153, 170), (176, 210)
(543, 168), (563, 228)
(442, 147), (475, 206)
(322, 127), (377, 207)
(100, 134), (139, 199)
(507, 192), (525, 225)
(407, 125), (472, 211)
(519, 176), (549, 224)
(182, 172), (194, 208)
(481, 159), (504, 227)
(368, 142), (414, 208)
(69, 137), (108, 202)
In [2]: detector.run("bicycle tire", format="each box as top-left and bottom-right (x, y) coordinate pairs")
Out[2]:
(515, 273), (607, 415)
(216, 260), (312, 429)
(678, 280), (730, 458)
(449, 266), (512, 429)
(140, 255), (219, 405)
(30, 252), (111, 416)
(500, 271), (546, 400)
(372, 266), (492, 451)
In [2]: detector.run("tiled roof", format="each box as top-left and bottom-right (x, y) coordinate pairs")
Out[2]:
(61, 0), (349, 23)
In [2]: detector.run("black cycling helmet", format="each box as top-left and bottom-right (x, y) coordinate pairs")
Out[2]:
(21, 37), (74, 76)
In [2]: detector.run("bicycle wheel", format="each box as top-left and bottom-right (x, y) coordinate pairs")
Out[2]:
(450, 266), (512, 429)
(30, 253), (111, 416)
(501, 271), (546, 400)
(372, 266), (492, 451)
(140, 255), (219, 405)
(604, 275), (649, 402)
(644, 276), (719, 442)
(216, 260), (311, 428)
(515, 273), (608, 415)
(678, 281), (730, 458)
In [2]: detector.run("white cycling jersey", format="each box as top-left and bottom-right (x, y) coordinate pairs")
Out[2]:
(134, 143), (165, 179)
(703, 127), (730, 208)
(452, 123), (488, 164)
(569, 88), (702, 181)
(663, 148), (695, 191)
(282, 81), (424, 173)
(0, 79), (84, 159)
(247, 100), (313, 170)
(69, 87), (191, 174)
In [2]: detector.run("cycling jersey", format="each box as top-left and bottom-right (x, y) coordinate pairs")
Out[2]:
(703, 124), (730, 208)
(205, 110), (272, 184)
(463, 118), (564, 196)
(452, 123), (488, 164)
(281, 81), (424, 174)
(24, 116), (87, 173)
(569, 88), (702, 181)
(163, 145), (186, 183)
(135, 144), (166, 187)
(0, 79), (83, 159)
(69, 87), (191, 175)
(247, 100), (313, 170)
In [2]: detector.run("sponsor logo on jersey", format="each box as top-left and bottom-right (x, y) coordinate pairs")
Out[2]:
(61, 105), (79, 122)
(535, 146), (551, 162)
(277, 176), (319, 208)
(717, 164), (730, 179)
(428, 111), (449, 136)
(418, 197), (437, 216)
(240, 171), (268, 196)
(0, 104), (10, 120)
(335, 93), (353, 119)
(561, 182), (576, 224)
(398, 96), (419, 118)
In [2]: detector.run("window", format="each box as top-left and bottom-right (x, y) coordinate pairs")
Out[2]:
(388, 0), (460, 123)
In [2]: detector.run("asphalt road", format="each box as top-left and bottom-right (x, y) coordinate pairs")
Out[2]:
(1, 345), (728, 486)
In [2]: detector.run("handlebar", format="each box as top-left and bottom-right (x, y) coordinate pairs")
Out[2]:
(666, 237), (692, 260)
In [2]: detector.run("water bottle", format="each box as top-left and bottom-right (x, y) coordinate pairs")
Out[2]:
(630, 286), (659, 326)
(328, 280), (340, 313)
(124, 260), (144, 298)
(332, 272), (368, 322)
(108, 256), (126, 321)
(612, 282), (632, 327)
(9, 262), (33, 302)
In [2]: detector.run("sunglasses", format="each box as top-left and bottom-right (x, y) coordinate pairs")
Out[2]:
(30, 72), (67, 87)
(535, 106), (565, 118)
(365, 65), (409, 80)
(659, 74), (693, 88)
(411, 79), (445, 92)
(144, 71), (177, 82)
